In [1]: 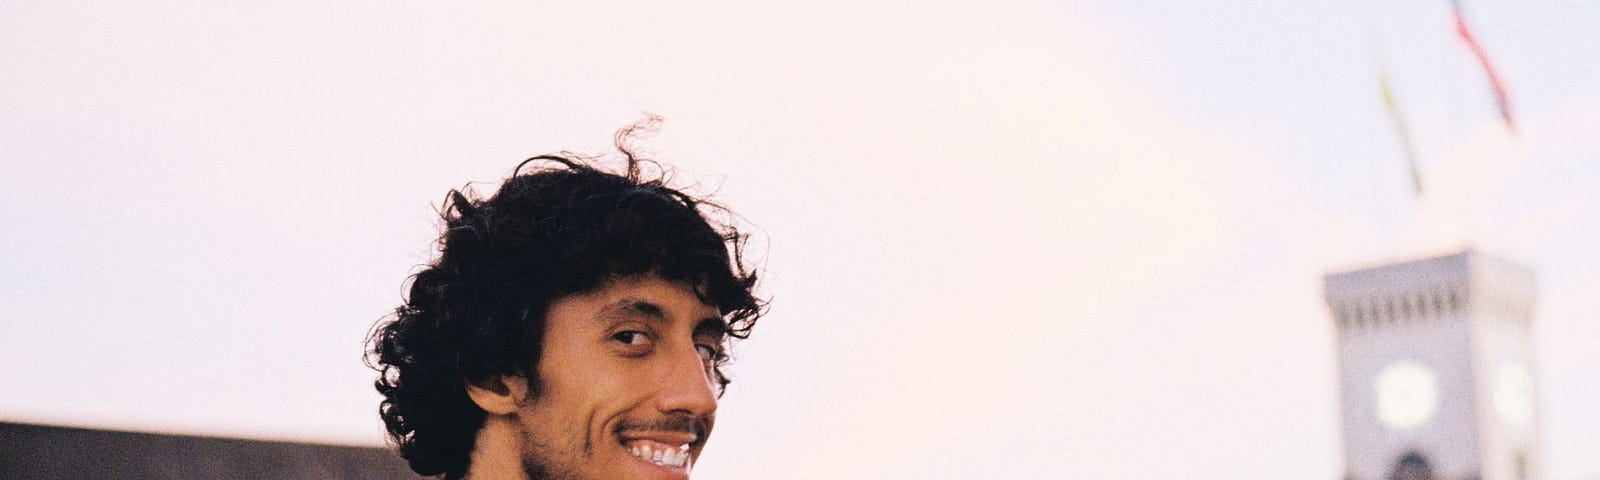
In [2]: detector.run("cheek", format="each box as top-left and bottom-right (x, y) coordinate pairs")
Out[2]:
(515, 398), (577, 448)
(533, 358), (648, 445)
(583, 357), (653, 398)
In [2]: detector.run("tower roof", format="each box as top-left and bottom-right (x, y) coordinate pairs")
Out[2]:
(1323, 249), (1536, 329)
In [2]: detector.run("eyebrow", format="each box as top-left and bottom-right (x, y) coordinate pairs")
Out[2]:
(596, 298), (727, 339)
(593, 298), (665, 327)
(693, 316), (730, 341)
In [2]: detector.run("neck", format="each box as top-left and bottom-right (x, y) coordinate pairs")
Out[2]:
(463, 415), (527, 480)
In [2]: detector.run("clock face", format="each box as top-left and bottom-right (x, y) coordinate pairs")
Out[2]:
(1375, 360), (1440, 429)
(1493, 361), (1535, 427)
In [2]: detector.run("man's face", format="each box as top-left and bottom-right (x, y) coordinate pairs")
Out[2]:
(515, 275), (727, 480)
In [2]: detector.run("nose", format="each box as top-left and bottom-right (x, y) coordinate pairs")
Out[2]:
(653, 342), (718, 417)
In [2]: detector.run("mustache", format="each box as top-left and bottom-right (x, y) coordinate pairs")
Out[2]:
(614, 414), (707, 438)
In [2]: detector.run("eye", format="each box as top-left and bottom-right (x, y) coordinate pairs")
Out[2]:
(694, 344), (720, 363)
(612, 331), (652, 347)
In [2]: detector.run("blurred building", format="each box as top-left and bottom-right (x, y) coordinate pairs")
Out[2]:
(1325, 250), (1541, 480)
(0, 421), (413, 479)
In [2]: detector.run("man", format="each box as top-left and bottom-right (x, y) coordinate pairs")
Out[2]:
(367, 128), (765, 480)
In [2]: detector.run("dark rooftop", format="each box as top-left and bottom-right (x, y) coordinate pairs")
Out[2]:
(0, 421), (415, 479)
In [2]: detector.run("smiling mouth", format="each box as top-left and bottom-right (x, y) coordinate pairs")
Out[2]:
(623, 440), (692, 468)
(614, 416), (705, 473)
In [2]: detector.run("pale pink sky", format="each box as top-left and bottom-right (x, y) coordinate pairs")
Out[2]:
(3, 1), (1599, 478)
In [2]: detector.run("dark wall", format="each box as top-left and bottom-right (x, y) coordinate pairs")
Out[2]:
(0, 422), (416, 479)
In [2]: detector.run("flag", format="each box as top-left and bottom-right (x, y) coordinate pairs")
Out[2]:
(1451, 0), (1516, 133)
(1379, 66), (1424, 196)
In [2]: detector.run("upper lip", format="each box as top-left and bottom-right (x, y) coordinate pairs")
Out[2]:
(617, 430), (700, 447)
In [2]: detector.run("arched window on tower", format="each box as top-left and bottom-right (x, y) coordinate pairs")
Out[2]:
(1389, 451), (1434, 480)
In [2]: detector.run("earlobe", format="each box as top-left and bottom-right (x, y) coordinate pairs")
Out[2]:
(466, 375), (530, 415)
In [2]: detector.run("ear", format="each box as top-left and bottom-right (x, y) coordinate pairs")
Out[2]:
(466, 375), (530, 415)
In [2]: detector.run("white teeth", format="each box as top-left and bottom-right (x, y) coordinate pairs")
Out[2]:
(657, 448), (688, 468)
(627, 442), (691, 468)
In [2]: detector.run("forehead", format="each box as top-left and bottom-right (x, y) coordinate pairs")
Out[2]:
(550, 276), (723, 328)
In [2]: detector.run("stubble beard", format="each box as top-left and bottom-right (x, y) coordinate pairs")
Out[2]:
(517, 420), (581, 480)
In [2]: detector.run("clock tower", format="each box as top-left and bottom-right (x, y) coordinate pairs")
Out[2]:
(1324, 250), (1540, 480)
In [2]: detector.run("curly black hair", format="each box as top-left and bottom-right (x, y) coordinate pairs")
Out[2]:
(365, 124), (764, 479)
